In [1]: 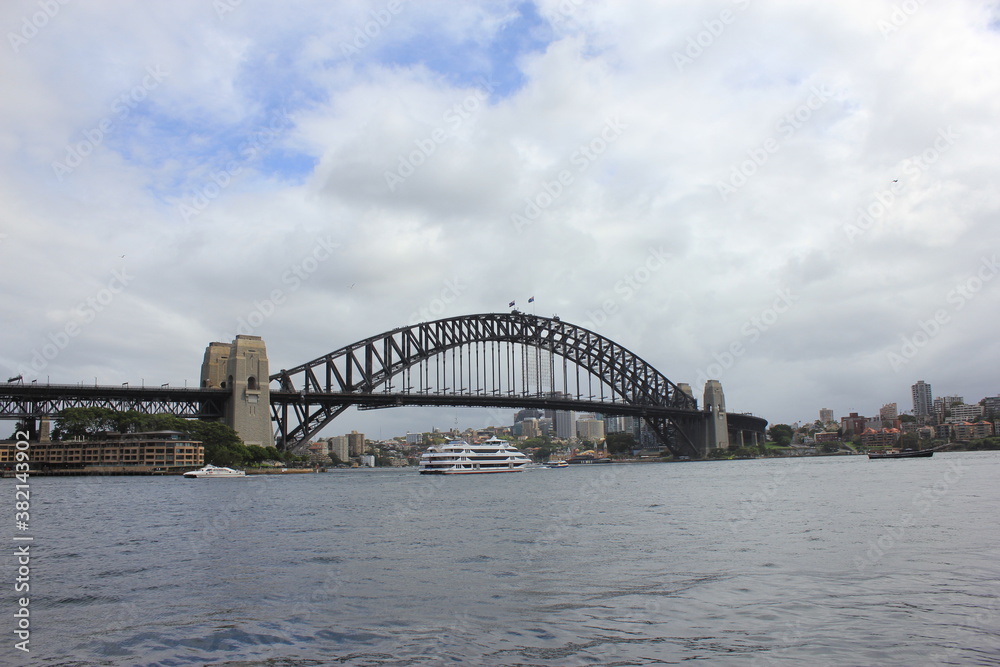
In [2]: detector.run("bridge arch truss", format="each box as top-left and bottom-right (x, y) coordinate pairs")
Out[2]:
(270, 312), (705, 455)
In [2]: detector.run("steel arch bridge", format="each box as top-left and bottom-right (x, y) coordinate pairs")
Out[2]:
(269, 312), (753, 457)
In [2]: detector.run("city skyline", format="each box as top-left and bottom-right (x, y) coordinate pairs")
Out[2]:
(2, 2), (999, 438)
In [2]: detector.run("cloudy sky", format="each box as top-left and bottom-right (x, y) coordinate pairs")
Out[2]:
(2, 0), (999, 439)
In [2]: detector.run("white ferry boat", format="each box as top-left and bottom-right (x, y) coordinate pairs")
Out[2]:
(418, 436), (531, 474)
(183, 464), (246, 478)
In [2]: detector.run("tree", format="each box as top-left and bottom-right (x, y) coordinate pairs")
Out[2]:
(55, 407), (119, 439)
(767, 424), (793, 446)
(606, 432), (636, 454)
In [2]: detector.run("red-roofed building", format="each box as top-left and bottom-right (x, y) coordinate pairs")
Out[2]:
(841, 413), (868, 436)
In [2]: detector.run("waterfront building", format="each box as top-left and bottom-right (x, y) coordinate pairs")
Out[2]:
(952, 422), (975, 441)
(860, 427), (900, 448)
(0, 430), (203, 471)
(934, 423), (952, 440)
(972, 421), (995, 439)
(953, 421), (994, 440)
(912, 380), (933, 417)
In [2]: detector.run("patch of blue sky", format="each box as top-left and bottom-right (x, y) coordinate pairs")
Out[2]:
(375, 2), (552, 100)
(258, 150), (316, 182)
(105, 97), (308, 194)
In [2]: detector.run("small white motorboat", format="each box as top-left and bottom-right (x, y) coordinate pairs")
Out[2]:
(183, 464), (246, 478)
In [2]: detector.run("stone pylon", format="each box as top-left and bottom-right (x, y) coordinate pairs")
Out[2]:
(200, 335), (273, 447)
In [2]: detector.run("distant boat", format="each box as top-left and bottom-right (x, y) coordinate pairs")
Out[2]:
(183, 464), (246, 478)
(565, 454), (612, 465)
(418, 437), (531, 474)
(868, 449), (934, 459)
(545, 460), (569, 469)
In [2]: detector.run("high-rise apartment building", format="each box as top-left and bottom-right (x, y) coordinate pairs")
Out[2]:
(819, 408), (835, 424)
(555, 410), (576, 439)
(328, 435), (349, 462)
(911, 381), (933, 416)
(347, 431), (365, 456)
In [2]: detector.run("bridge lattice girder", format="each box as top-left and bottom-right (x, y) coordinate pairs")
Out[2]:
(0, 385), (227, 421)
(269, 312), (700, 453)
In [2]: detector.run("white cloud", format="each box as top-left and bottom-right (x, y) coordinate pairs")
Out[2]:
(2, 0), (999, 437)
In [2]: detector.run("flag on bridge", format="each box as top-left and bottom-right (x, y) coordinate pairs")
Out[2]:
(508, 300), (515, 307)
(528, 296), (534, 303)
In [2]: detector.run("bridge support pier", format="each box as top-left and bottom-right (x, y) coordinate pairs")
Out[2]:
(675, 380), (730, 457)
(201, 336), (274, 447)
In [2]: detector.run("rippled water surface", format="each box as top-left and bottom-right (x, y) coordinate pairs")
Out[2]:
(14, 452), (1000, 665)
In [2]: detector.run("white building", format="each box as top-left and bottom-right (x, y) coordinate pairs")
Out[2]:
(948, 403), (983, 423)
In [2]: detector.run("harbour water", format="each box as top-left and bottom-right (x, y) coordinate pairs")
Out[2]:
(13, 452), (1000, 665)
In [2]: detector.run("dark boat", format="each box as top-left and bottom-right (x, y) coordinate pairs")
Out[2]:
(868, 448), (934, 459)
(565, 454), (612, 464)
